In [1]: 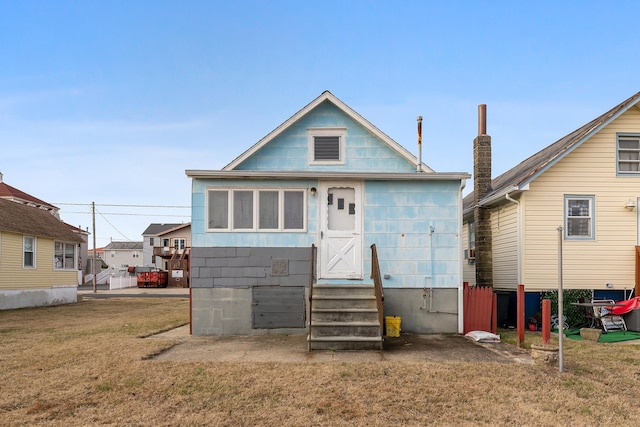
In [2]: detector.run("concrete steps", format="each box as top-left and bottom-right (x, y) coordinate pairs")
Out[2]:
(308, 284), (383, 351)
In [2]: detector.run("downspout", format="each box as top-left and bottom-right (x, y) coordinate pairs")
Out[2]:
(505, 192), (521, 284)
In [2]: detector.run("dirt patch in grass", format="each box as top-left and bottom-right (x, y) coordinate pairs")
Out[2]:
(3, 298), (640, 426)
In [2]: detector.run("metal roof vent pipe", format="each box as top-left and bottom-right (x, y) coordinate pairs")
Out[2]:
(473, 104), (494, 287)
(417, 116), (423, 173)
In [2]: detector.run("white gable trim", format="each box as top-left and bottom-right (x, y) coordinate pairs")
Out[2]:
(516, 96), (640, 192)
(223, 91), (433, 172)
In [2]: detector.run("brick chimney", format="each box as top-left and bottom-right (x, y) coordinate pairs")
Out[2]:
(473, 104), (493, 287)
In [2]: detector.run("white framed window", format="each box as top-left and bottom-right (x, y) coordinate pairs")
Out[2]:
(308, 128), (346, 165)
(564, 195), (595, 240)
(207, 188), (306, 232)
(617, 133), (640, 175)
(54, 241), (77, 270)
(23, 235), (36, 268)
(172, 238), (186, 250)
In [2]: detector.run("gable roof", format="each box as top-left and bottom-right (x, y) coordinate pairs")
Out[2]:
(222, 90), (434, 173)
(0, 198), (83, 242)
(464, 91), (640, 211)
(103, 241), (143, 250)
(156, 223), (191, 236)
(142, 223), (183, 235)
(0, 181), (58, 211)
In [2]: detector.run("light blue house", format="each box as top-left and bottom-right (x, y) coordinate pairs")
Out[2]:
(186, 91), (470, 344)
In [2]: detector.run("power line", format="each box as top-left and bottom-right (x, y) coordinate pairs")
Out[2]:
(54, 202), (190, 208)
(63, 211), (190, 217)
(95, 207), (131, 241)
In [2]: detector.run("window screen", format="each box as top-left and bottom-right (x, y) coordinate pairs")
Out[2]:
(208, 190), (229, 229)
(259, 191), (279, 229)
(24, 236), (35, 268)
(618, 135), (640, 173)
(233, 191), (253, 229)
(284, 191), (304, 229)
(566, 197), (593, 238)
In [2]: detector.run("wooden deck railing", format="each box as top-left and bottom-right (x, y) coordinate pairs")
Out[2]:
(370, 244), (384, 336)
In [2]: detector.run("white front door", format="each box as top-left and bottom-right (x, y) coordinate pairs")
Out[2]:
(319, 182), (363, 279)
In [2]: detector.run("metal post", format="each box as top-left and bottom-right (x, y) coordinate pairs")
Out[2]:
(557, 225), (564, 372)
(92, 202), (97, 293)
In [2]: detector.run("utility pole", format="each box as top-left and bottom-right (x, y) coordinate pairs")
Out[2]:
(92, 202), (97, 293)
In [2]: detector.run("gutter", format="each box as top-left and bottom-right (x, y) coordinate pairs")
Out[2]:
(185, 170), (470, 181)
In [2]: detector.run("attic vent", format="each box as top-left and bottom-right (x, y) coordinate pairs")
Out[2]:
(314, 136), (340, 161)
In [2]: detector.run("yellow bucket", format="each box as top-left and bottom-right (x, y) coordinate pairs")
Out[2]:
(385, 316), (401, 337)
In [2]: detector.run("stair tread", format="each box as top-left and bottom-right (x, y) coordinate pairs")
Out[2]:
(307, 336), (383, 342)
(312, 295), (375, 299)
(312, 308), (378, 312)
(312, 321), (380, 326)
(313, 284), (374, 288)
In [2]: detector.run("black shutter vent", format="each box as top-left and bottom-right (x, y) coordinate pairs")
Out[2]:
(314, 136), (340, 160)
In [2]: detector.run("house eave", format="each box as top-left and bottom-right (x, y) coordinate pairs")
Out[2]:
(186, 170), (470, 181)
(463, 185), (528, 218)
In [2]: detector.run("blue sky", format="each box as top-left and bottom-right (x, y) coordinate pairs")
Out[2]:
(2, 0), (639, 248)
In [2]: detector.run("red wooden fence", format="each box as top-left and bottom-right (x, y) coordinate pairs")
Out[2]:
(463, 282), (497, 334)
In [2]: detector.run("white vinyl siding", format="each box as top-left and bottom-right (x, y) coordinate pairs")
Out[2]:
(491, 203), (518, 290)
(520, 108), (640, 291)
(1, 232), (78, 291)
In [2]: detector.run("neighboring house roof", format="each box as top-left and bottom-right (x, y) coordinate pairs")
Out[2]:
(142, 223), (183, 236)
(156, 223), (191, 236)
(222, 90), (435, 173)
(0, 198), (83, 242)
(464, 91), (640, 212)
(65, 223), (89, 237)
(0, 180), (58, 211)
(103, 241), (143, 250)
